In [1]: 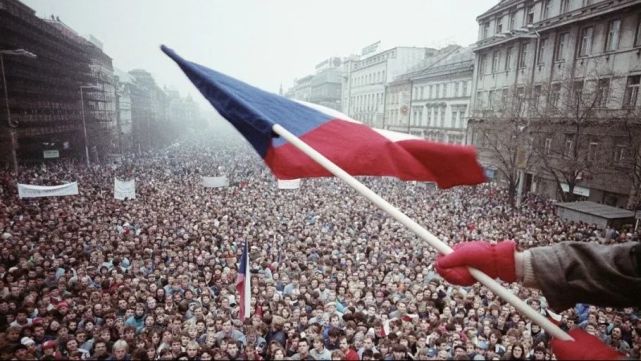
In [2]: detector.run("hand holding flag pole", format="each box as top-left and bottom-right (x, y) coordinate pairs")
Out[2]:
(161, 45), (572, 342)
(272, 123), (572, 342)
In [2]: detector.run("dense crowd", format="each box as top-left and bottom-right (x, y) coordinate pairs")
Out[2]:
(0, 135), (639, 360)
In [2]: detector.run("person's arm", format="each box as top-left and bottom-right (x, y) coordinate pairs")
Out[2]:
(517, 242), (641, 311)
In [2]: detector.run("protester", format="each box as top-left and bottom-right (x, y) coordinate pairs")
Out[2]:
(0, 133), (639, 360)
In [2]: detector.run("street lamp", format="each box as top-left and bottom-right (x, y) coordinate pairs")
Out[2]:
(0, 48), (37, 173)
(80, 84), (99, 167)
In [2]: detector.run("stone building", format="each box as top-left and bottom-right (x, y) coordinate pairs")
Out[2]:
(469, 0), (641, 208)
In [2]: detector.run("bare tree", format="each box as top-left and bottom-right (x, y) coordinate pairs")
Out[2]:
(620, 109), (641, 210)
(529, 69), (616, 202)
(475, 85), (533, 207)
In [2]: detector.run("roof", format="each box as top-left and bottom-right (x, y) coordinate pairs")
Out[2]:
(556, 201), (634, 220)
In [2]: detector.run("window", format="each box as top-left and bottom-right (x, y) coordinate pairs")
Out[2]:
(533, 85), (542, 108)
(496, 16), (503, 34)
(588, 142), (599, 162)
(427, 107), (432, 126)
(614, 145), (627, 163)
(492, 51), (500, 73)
(462, 81), (468, 97)
(544, 137), (552, 155)
(505, 47), (512, 71)
(623, 75), (640, 108)
(564, 137), (574, 158)
(526, 7), (535, 24)
(483, 22), (491, 38)
(605, 19), (621, 52)
(596, 79), (610, 107)
(440, 106), (446, 126)
(509, 12), (516, 30)
(442, 83), (448, 98)
(502, 88), (509, 106)
(488, 90), (495, 107)
(518, 42), (528, 68)
(542, 0), (551, 19)
(579, 26), (593, 56)
(451, 111), (458, 128)
(435, 84), (441, 98)
(636, 14), (641, 47)
(428, 85), (433, 99)
(538, 38), (547, 64)
(560, 0), (570, 13)
(454, 82), (460, 97)
(549, 83), (561, 108)
(573, 80), (584, 106)
(555, 32), (568, 61)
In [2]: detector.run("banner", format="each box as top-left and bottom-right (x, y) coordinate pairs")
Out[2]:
(202, 176), (229, 188)
(18, 182), (79, 199)
(114, 179), (136, 200)
(277, 179), (301, 190)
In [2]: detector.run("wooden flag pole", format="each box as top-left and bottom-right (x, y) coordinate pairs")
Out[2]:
(272, 124), (573, 341)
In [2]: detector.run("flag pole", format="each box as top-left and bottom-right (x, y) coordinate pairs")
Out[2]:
(272, 123), (573, 342)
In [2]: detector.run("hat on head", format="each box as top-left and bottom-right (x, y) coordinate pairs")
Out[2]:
(21, 337), (35, 346)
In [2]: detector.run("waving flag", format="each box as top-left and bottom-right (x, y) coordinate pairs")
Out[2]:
(161, 45), (484, 188)
(235, 241), (251, 321)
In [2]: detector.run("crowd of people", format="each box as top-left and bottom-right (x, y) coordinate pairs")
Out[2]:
(0, 134), (639, 360)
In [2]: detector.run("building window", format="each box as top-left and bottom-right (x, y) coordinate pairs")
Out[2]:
(440, 106), (446, 126)
(526, 6), (535, 24)
(588, 142), (599, 162)
(573, 80), (584, 106)
(518, 42), (528, 68)
(538, 38), (547, 65)
(596, 79), (610, 107)
(462, 81), (468, 97)
(564, 137), (574, 158)
(505, 46), (512, 71)
(435, 84), (441, 98)
(488, 90), (495, 107)
(635, 14), (641, 47)
(496, 16), (504, 34)
(454, 82), (460, 97)
(614, 145), (627, 163)
(560, 0), (570, 13)
(605, 19), (621, 52)
(542, 0), (551, 19)
(623, 75), (640, 108)
(451, 111), (458, 128)
(483, 22), (491, 38)
(492, 51), (500, 73)
(555, 32), (567, 61)
(545, 137), (552, 155)
(549, 83), (561, 108)
(579, 26), (593, 57)
(509, 12), (516, 30)
(502, 88), (509, 106)
(427, 107), (432, 126)
(533, 85), (542, 108)
(442, 83), (448, 98)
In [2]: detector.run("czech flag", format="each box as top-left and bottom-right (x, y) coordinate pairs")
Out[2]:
(235, 240), (250, 321)
(161, 45), (485, 188)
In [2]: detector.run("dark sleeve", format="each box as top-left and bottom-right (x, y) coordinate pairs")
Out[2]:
(530, 242), (641, 311)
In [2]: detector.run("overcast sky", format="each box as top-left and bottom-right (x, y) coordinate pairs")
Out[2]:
(22, 0), (496, 107)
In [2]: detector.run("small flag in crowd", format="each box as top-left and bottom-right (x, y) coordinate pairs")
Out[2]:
(235, 240), (251, 321)
(161, 46), (485, 189)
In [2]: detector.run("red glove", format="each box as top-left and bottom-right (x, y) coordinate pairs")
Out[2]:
(435, 240), (517, 286)
(551, 328), (624, 360)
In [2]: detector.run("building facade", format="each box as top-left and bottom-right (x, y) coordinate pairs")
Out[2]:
(0, 0), (93, 166)
(385, 46), (474, 144)
(469, 0), (641, 208)
(342, 45), (434, 127)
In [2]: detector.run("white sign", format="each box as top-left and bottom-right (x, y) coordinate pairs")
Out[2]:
(277, 179), (301, 190)
(18, 182), (79, 199)
(202, 176), (229, 188)
(114, 179), (136, 200)
(43, 150), (59, 159)
(560, 183), (590, 197)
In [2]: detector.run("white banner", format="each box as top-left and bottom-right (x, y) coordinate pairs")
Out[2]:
(277, 179), (301, 190)
(18, 182), (79, 199)
(114, 179), (136, 200)
(202, 176), (229, 188)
